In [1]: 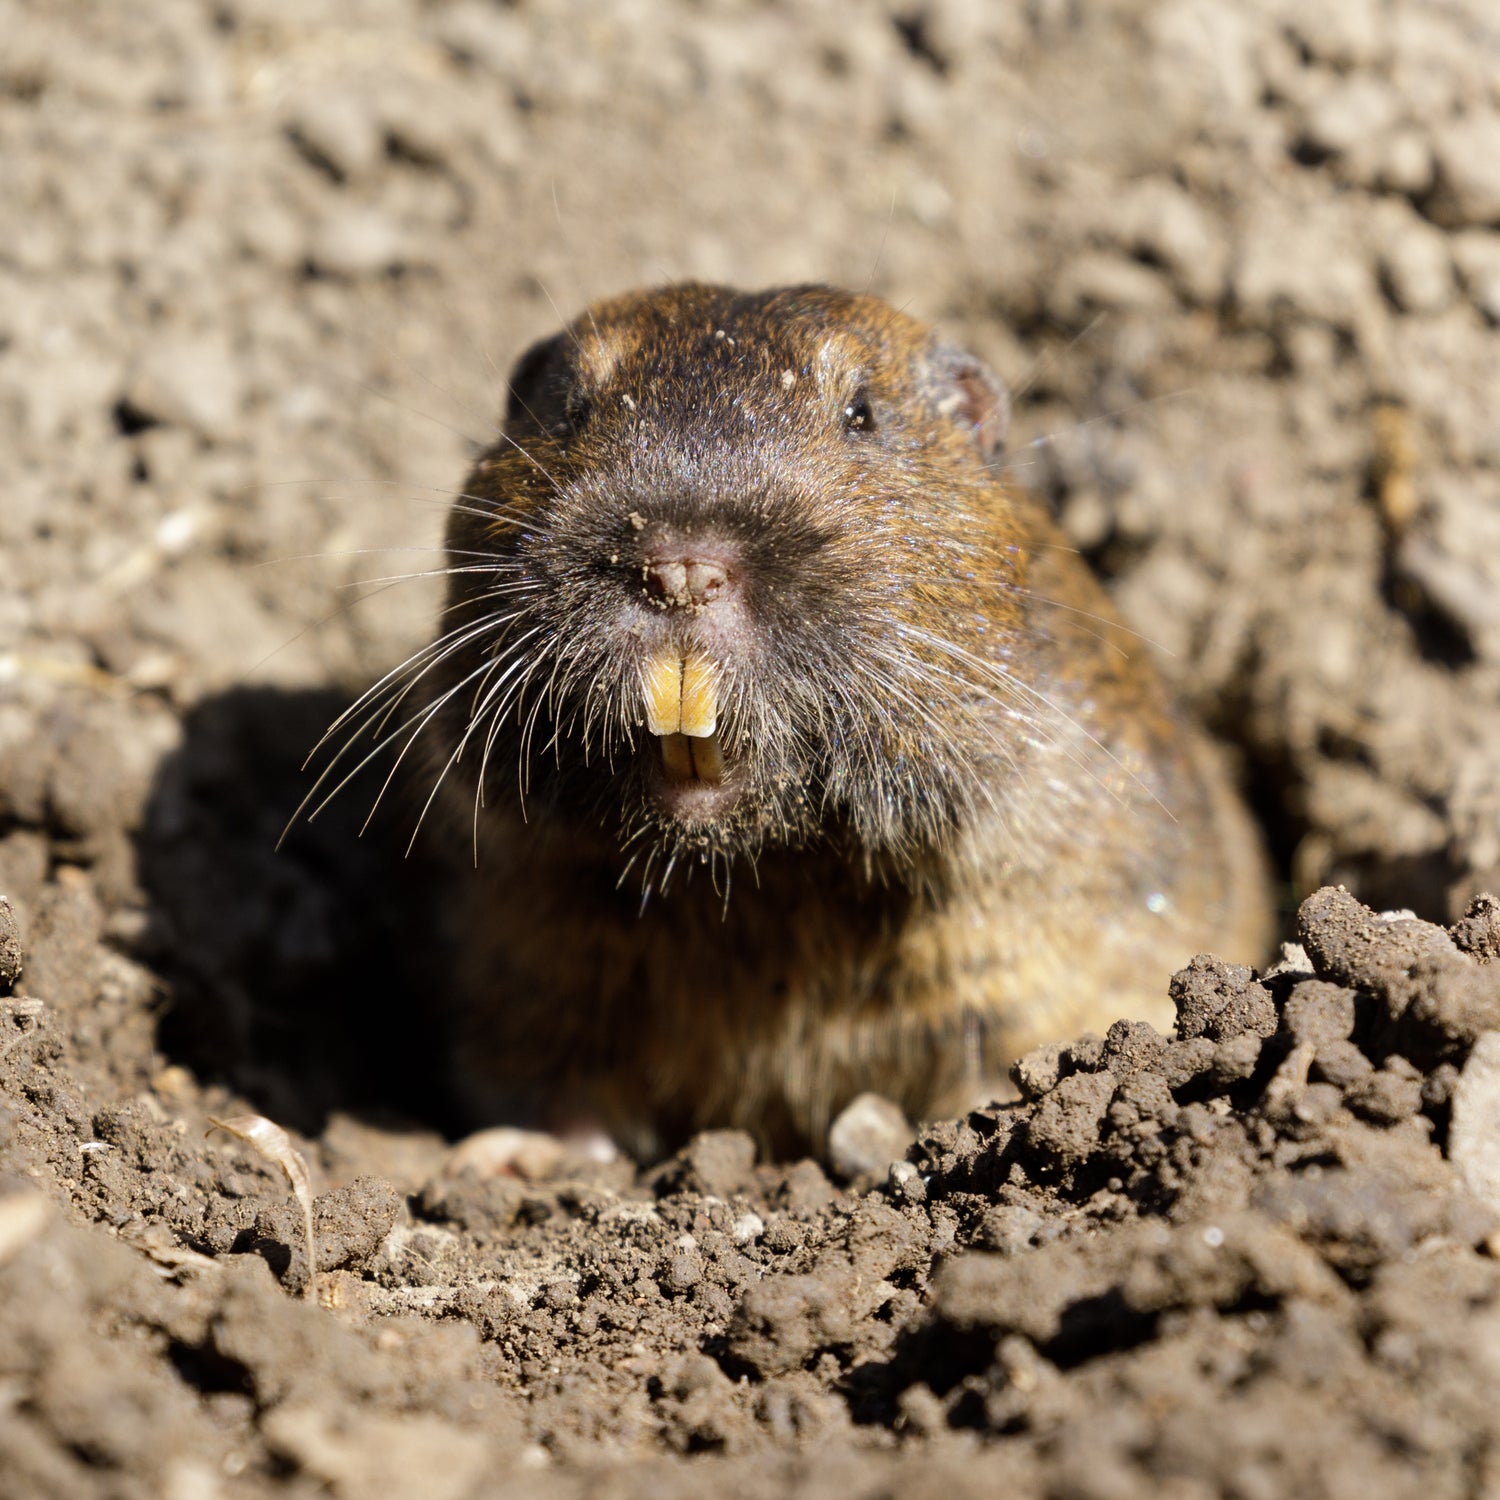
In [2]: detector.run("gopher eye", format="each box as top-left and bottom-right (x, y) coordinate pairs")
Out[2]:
(842, 392), (874, 434)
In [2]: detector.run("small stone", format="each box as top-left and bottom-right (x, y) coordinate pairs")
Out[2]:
(1263, 942), (1315, 982)
(150, 1064), (195, 1102)
(729, 1212), (764, 1246)
(887, 1159), (927, 1205)
(441, 1126), (566, 1182)
(827, 1092), (913, 1182)
(1449, 1032), (1500, 1212)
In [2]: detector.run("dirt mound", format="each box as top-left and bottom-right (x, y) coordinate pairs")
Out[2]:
(7, 885), (1500, 1497)
(3, 0), (1500, 1495)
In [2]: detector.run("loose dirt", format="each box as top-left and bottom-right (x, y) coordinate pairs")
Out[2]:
(4, 1), (1500, 1496)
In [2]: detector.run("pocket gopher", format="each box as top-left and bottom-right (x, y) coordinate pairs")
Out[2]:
(383, 284), (1272, 1158)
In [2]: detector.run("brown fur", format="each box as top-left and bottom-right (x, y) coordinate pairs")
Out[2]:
(415, 284), (1272, 1158)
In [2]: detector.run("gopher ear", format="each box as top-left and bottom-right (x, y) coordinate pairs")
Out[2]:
(503, 332), (573, 436)
(930, 342), (1010, 463)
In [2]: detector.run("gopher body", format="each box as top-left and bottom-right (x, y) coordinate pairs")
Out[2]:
(416, 284), (1271, 1157)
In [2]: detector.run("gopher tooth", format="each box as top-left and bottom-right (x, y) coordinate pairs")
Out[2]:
(643, 652), (685, 737)
(679, 653), (718, 738)
(645, 650), (722, 783)
(656, 730), (724, 785)
(643, 649), (719, 737)
(659, 732), (694, 782)
(689, 731), (724, 784)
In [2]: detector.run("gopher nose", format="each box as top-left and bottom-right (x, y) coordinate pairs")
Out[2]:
(642, 556), (731, 608)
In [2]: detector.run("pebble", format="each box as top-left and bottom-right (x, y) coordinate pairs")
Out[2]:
(729, 1212), (764, 1246)
(827, 1092), (913, 1181)
(1448, 1031), (1500, 1213)
(887, 1159), (926, 1205)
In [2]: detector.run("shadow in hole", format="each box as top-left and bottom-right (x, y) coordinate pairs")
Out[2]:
(836, 1285), (1165, 1432)
(135, 684), (463, 1138)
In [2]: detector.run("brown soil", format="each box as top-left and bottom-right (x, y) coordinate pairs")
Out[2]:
(4, 1), (1500, 1496)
